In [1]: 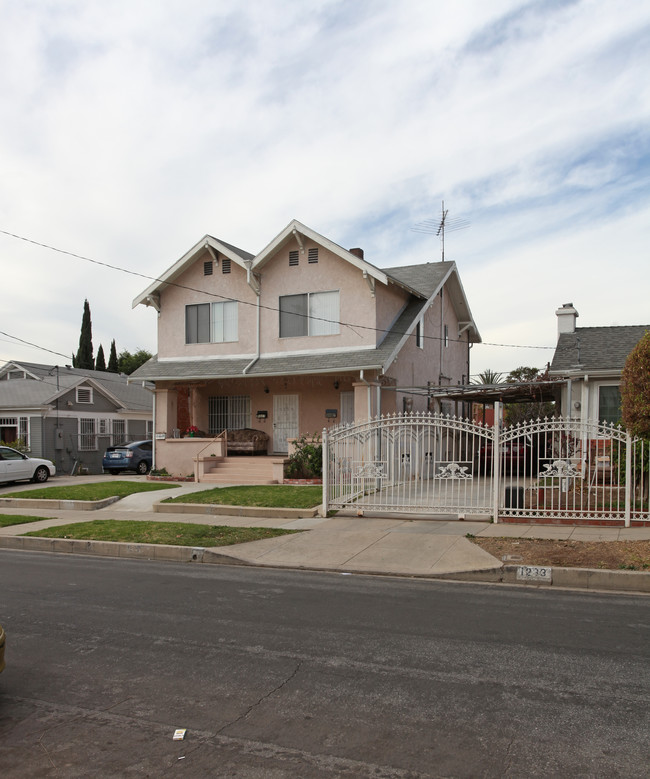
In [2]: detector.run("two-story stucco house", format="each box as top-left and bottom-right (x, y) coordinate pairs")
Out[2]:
(130, 220), (480, 480)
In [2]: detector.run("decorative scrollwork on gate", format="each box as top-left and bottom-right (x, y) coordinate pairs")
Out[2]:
(354, 462), (387, 480)
(539, 459), (581, 478)
(435, 461), (472, 479)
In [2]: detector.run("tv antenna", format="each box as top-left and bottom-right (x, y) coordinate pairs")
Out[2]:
(411, 200), (470, 261)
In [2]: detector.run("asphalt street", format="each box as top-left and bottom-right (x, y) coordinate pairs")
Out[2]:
(1, 550), (649, 778)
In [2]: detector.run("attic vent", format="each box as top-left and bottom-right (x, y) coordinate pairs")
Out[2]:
(222, 258), (231, 274)
(289, 250), (299, 267)
(203, 260), (213, 276)
(308, 248), (318, 264)
(76, 386), (93, 404)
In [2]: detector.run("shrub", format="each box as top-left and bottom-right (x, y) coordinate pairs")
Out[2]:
(286, 433), (322, 479)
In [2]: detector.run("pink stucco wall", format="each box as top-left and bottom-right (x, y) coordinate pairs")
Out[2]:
(384, 289), (469, 414)
(259, 239), (380, 352)
(157, 249), (258, 359)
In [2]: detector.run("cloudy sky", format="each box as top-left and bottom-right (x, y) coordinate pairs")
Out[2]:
(1, 0), (648, 378)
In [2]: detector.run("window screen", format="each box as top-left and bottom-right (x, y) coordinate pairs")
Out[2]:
(598, 386), (621, 425)
(186, 304), (210, 343)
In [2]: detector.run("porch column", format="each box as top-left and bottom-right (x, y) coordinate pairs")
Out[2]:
(352, 380), (380, 422)
(156, 388), (178, 438)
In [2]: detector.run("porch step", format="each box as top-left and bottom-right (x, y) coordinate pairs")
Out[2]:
(199, 455), (279, 485)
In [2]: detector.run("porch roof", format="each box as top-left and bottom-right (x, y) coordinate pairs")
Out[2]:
(395, 380), (565, 403)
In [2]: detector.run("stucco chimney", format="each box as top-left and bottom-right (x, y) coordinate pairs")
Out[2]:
(349, 247), (364, 260)
(556, 302), (579, 336)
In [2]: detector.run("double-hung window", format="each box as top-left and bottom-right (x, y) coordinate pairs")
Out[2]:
(279, 291), (339, 337)
(598, 386), (621, 425)
(186, 301), (238, 344)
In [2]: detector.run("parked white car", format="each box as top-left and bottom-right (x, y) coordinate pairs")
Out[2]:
(0, 446), (56, 484)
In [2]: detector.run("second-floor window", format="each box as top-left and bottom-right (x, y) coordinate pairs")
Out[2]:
(416, 319), (424, 349)
(186, 301), (238, 344)
(279, 291), (339, 337)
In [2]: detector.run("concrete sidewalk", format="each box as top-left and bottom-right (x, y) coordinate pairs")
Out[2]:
(1, 479), (650, 591)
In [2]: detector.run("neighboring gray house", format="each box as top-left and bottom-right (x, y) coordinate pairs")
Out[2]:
(548, 303), (649, 424)
(0, 361), (153, 475)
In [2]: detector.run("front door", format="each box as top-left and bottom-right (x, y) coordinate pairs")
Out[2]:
(273, 395), (299, 453)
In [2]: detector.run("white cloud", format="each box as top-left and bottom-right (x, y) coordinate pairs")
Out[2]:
(0, 0), (648, 376)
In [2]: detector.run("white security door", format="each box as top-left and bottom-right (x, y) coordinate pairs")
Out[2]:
(273, 395), (299, 453)
(340, 391), (354, 425)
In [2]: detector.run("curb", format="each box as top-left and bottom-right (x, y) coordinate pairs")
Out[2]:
(0, 496), (121, 511)
(1, 536), (649, 593)
(153, 502), (319, 518)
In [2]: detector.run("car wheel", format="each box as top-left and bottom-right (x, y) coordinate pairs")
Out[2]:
(136, 460), (150, 475)
(32, 465), (50, 483)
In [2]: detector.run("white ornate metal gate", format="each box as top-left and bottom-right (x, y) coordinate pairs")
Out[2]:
(323, 412), (494, 517)
(322, 411), (649, 525)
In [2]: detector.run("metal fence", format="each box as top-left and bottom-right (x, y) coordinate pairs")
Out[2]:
(323, 408), (649, 525)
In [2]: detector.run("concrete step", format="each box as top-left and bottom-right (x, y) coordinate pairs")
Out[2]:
(199, 455), (278, 485)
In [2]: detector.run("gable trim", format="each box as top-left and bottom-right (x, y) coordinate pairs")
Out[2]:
(251, 220), (388, 286)
(132, 235), (254, 309)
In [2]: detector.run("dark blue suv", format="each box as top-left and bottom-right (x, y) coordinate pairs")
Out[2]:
(102, 440), (153, 475)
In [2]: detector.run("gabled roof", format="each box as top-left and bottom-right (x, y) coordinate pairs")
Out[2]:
(549, 325), (649, 375)
(132, 234), (254, 309)
(382, 261), (479, 342)
(251, 219), (388, 286)
(0, 362), (153, 412)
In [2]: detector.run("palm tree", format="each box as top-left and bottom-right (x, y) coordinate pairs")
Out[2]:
(473, 369), (503, 385)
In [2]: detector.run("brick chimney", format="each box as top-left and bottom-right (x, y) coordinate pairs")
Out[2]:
(556, 302), (579, 336)
(349, 247), (364, 260)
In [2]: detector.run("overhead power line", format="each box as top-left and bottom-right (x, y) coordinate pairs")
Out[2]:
(0, 227), (556, 353)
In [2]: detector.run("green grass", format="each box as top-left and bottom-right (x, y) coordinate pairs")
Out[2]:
(2, 481), (177, 501)
(162, 484), (322, 508)
(23, 519), (299, 547)
(0, 514), (50, 528)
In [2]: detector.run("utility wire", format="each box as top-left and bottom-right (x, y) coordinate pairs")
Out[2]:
(0, 227), (556, 351)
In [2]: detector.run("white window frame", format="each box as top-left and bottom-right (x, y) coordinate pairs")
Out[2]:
(76, 386), (93, 404)
(598, 385), (621, 425)
(186, 301), (238, 344)
(112, 419), (126, 444)
(279, 290), (340, 338)
(79, 418), (97, 451)
(416, 319), (424, 349)
(208, 396), (251, 434)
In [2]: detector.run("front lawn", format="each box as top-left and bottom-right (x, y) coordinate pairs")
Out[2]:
(2, 481), (177, 501)
(23, 519), (299, 547)
(162, 485), (322, 509)
(0, 514), (50, 528)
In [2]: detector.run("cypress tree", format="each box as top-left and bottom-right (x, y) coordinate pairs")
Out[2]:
(95, 344), (106, 371)
(107, 339), (119, 373)
(75, 300), (94, 369)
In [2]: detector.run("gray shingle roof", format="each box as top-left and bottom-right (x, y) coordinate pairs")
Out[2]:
(0, 362), (153, 412)
(205, 236), (255, 262)
(382, 261), (454, 298)
(550, 326), (649, 374)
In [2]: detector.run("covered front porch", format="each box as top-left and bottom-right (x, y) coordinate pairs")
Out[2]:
(151, 372), (395, 481)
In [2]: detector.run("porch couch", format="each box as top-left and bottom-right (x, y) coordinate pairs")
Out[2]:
(226, 428), (270, 455)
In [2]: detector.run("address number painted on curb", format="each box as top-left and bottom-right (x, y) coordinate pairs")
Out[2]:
(516, 565), (552, 582)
